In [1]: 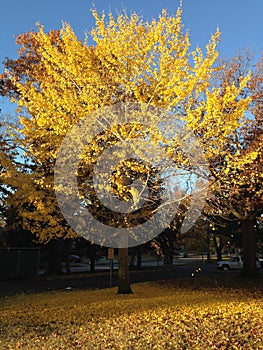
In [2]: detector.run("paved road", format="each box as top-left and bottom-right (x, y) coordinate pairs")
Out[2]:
(0, 262), (233, 296)
(61, 257), (206, 273)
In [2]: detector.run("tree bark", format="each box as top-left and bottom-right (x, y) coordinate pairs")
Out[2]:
(47, 239), (64, 275)
(90, 257), (95, 273)
(117, 248), (132, 294)
(242, 216), (258, 277)
(212, 233), (223, 262)
(65, 258), (71, 274)
(206, 231), (211, 263)
(163, 246), (173, 265)
(136, 248), (142, 270)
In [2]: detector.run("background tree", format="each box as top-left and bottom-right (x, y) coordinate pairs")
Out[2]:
(151, 196), (191, 265)
(203, 52), (263, 276)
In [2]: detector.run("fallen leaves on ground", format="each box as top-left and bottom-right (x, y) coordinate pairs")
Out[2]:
(0, 277), (263, 349)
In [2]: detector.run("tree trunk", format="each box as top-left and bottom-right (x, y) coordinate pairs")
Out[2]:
(47, 239), (64, 275)
(212, 233), (222, 261)
(136, 249), (142, 270)
(64, 240), (72, 274)
(117, 248), (132, 294)
(65, 258), (71, 274)
(206, 231), (211, 263)
(163, 247), (173, 265)
(90, 258), (95, 273)
(242, 217), (258, 277)
(129, 253), (136, 269)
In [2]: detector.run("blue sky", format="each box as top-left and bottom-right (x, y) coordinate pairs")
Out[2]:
(1, 0), (263, 113)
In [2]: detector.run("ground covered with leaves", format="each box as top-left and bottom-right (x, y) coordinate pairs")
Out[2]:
(1, 277), (263, 349)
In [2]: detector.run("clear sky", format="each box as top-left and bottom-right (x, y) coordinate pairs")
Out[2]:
(1, 0), (263, 113)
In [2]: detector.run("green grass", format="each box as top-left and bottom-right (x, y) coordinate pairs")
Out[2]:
(1, 277), (263, 349)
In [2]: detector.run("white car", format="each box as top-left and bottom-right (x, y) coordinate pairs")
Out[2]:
(217, 256), (262, 270)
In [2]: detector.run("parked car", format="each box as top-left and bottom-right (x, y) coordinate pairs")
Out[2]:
(68, 254), (82, 263)
(217, 256), (262, 270)
(177, 252), (188, 258)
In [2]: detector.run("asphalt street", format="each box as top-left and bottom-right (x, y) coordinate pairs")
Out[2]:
(0, 262), (239, 296)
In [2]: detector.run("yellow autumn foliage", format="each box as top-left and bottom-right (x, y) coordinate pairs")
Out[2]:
(1, 7), (251, 241)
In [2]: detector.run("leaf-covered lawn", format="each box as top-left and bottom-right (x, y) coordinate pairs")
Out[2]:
(1, 278), (263, 349)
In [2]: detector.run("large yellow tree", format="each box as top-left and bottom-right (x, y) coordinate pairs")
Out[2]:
(0, 8), (252, 289)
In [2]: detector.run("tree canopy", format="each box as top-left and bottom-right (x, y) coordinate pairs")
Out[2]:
(0, 8), (255, 255)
